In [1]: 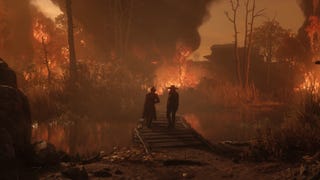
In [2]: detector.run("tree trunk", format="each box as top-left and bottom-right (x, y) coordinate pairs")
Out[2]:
(66, 0), (77, 83)
(226, 0), (242, 86)
(41, 37), (51, 84)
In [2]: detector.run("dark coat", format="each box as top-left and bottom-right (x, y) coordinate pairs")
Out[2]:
(143, 92), (160, 118)
(167, 90), (179, 111)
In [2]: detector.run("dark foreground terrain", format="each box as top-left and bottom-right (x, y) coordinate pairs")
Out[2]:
(39, 146), (315, 180)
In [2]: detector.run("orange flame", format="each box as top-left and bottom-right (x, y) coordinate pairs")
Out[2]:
(154, 62), (205, 94)
(33, 19), (50, 43)
(295, 72), (320, 94)
(306, 16), (320, 61)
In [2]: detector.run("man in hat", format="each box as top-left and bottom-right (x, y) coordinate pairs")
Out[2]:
(166, 85), (179, 128)
(143, 87), (160, 128)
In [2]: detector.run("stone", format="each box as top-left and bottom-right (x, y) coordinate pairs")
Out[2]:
(0, 85), (31, 158)
(93, 168), (112, 177)
(62, 166), (88, 180)
(33, 141), (60, 166)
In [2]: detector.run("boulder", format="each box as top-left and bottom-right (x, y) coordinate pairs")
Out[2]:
(0, 59), (31, 159)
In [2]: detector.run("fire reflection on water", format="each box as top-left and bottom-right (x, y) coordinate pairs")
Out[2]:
(32, 120), (135, 155)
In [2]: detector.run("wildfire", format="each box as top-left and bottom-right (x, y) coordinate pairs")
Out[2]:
(33, 19), (50, 43)
(154, 62), (205, 94)
(295, 72), (320, 94)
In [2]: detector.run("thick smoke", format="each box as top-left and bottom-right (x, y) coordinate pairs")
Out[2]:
(298, 0), (320, 35)
(53, 0), (214, 61)
(297, 0), (320, 61)
(0, 0), (33, 65)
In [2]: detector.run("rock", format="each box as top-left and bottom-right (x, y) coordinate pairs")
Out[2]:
(0, 128), (15, 161)
(300, 164), (308, 176)
(93, 168), (112, 177)
(33, 140), (60, 166)
(0, 62), (31, 159)
(0, 59), (17, 88)
(311, 171), (320, 180)
(62, 166), (88, 180)
(115, 169), (123, 175)
(182, 172), (195, 179)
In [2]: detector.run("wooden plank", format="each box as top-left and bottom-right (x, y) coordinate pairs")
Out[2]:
(133, 114), (214, 153)
(150, 141), (204, 148)
(143, 134), (195, 140)
(145, 138), (199, 143)
(134, 128), (150, 153)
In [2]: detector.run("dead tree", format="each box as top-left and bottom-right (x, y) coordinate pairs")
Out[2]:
(66, 0), (77, 83)
(225, 0), (242, 86)
(41, 37), (51, 84)
(243, 0), (264, 89)
(109, 0), (134, 60)
(226, 0), (264, 89)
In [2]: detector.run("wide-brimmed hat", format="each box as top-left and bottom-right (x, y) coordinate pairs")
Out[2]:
(150, 86), (156, 92)
(167, 85), (178, 90)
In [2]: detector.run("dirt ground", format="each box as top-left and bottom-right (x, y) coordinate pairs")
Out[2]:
(40, 146), (299, 180)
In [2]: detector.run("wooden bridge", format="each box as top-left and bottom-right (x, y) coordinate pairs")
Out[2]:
(133, 114), (214, 153)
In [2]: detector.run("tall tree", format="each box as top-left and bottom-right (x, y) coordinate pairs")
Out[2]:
(66, 0), (77, 83)
(226, 0), (264, 88)
(253, 19), (289, 87)
(243, 0), (264, 89)
(108, 0), (134, 60)
(225, 0), (242, 86)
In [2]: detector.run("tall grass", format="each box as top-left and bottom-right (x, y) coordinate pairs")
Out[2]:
(251, 83), (320, 161)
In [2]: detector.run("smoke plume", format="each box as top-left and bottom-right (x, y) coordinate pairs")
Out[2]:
(53, 0), (214, 61)
(0, 0), (33, 64)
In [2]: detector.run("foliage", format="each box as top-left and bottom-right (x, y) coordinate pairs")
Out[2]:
(253, 20), (290, 62)
(250, 84), (320, 161)
(23, 58), (147, 124)
(275, 35), (307, 63)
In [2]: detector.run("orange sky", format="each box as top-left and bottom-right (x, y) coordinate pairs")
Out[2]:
(192, 0), (305, 60)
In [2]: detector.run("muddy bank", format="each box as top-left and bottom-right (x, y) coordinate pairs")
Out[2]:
(39, 146), (301, 180)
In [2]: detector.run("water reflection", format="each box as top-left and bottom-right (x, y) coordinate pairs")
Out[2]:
(184, 105), (286, 142)
(32, 120), (135, 155)
(32, 105), (286, 154)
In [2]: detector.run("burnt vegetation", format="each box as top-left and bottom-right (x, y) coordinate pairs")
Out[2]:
(2, 1), (320, 177)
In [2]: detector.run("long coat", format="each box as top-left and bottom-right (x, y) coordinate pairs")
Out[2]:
(143, 92), (160, 119)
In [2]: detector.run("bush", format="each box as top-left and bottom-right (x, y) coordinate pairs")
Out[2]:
(251, 88), (320, 161)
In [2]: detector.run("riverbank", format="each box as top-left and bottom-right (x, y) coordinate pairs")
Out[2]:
(39, 146), (302, 180)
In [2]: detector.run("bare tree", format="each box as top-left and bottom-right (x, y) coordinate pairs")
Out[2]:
(66, 0), (77, 83)
(226, 0), (264, 89)
(243, 0), (264, 89)
(225, 0), (242, 86)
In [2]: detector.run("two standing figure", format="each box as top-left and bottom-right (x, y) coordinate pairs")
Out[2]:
(142, 85), (179, 128)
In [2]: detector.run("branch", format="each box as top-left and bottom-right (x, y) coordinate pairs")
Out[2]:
(254, 8), (266, 17)
(224, 11), (234, 23)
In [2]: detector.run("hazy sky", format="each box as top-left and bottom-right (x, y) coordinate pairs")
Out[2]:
(193, 0), (305, 60)
(31, 0), (304, 61)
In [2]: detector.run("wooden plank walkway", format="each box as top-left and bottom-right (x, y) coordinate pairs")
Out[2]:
(133, 114), (214, 153)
